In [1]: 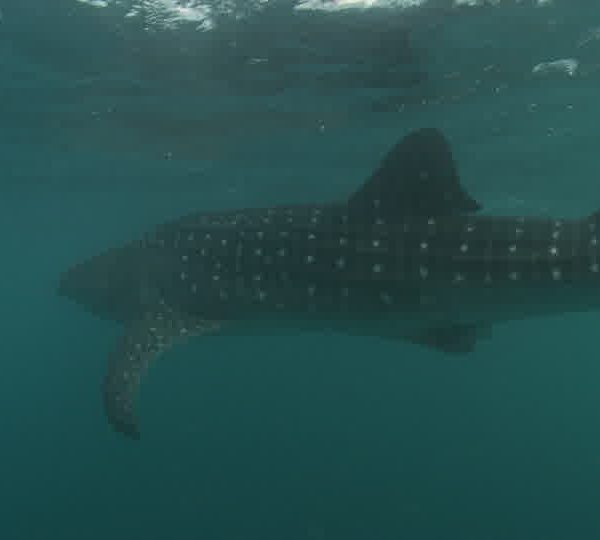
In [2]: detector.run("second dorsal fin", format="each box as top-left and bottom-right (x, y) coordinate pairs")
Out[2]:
(348, 128), (481, 222)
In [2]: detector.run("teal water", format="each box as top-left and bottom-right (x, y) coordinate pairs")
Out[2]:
(2, 1), (600, 538)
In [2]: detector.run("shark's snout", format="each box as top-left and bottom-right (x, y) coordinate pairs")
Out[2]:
(58, 245), (160, 324)
(58, 260), (105, 301)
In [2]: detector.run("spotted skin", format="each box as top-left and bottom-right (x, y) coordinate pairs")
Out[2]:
(58, 128), (600, 439)
(139, 209), (600, 327)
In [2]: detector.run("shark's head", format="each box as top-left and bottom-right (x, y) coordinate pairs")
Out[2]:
(58, 243), (157, 322)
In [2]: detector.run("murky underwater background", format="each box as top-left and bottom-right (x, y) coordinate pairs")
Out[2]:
(2, 0), (600, 538)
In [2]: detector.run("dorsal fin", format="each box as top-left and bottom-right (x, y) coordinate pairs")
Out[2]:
(348, 128), (481, 222)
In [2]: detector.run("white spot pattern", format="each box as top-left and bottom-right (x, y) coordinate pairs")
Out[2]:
(164, 209), (600, 317)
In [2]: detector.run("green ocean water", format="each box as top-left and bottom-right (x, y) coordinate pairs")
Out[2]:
(2, 1), (600, 538)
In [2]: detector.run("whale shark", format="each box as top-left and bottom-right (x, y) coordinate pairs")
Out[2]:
(58, 128), (600, 439)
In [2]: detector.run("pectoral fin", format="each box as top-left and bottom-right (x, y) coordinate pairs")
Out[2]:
(103, 310), (221, 440)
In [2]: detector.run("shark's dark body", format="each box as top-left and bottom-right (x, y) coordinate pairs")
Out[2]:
(59, 129), (600, 439)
